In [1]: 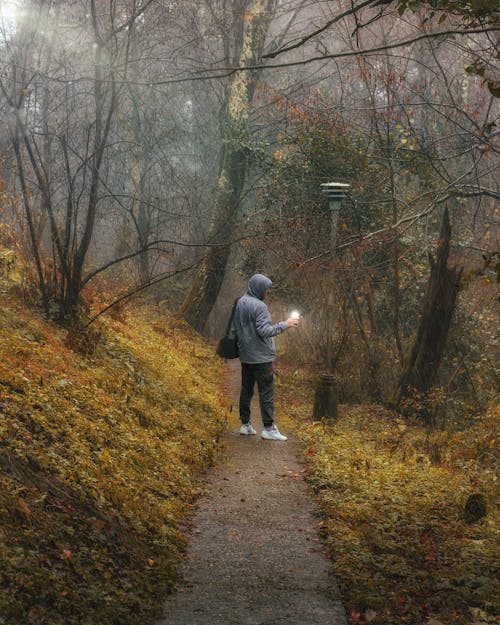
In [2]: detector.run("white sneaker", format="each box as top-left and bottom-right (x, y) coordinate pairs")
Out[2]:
(261, 425), (287, 441)
(239, 422), (257, 435)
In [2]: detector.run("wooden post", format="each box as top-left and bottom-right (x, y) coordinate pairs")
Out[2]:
(312, 373), (338, 421)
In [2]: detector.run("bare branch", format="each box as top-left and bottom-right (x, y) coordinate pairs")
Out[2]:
(84, 260), (201, 328)
(263, 0), (376, 59)
(21, 27), (499, 88)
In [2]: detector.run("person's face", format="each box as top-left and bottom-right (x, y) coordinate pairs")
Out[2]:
(264, 287), (271, 300)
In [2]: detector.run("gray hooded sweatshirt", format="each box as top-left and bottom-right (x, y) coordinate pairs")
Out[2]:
(234, 274), (288, 364)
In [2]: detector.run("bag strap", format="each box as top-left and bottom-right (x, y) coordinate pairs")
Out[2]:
(225, 297), (240, 336)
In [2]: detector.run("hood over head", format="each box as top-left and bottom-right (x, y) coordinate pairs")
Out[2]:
(247, 274), (272, 300)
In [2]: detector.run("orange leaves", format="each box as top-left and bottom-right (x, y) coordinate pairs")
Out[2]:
(350, 610), (378, 623)
(18, 497), (31, 517)
(418, 531), (439, 563)
(0, 293), (226, 624)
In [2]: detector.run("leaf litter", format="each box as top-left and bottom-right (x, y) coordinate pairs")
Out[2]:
(0, 293), (227, 625)
(275, 371), (499, 625)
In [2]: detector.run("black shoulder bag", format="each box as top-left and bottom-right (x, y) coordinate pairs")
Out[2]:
(216, 298), (239, 359)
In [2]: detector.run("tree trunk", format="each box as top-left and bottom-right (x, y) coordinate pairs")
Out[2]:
(347, 284), (383, 402)
(60, 40), (117, 321)
(180, 141), (246, 330)
(180, 0), (274, 333)
(394, 206), (462, 414)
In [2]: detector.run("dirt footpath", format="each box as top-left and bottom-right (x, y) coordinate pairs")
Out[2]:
(156, 361), (347, 625)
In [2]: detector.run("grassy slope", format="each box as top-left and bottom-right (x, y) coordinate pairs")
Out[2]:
(0, 291), (226, 625)
(276, 371), (499, 625)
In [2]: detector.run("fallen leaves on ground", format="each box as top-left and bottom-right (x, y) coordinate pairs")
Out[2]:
(0, 292), (227, 625)
(277, 371), (499, 625)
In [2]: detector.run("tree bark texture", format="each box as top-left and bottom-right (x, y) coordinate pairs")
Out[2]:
(180, 0), (275, 333)
(395, 206), (462, 409)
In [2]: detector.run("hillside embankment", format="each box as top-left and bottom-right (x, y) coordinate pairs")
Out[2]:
(0, 286), (227, 625)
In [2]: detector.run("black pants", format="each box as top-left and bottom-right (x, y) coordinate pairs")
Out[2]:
(239, 362), (274, 428)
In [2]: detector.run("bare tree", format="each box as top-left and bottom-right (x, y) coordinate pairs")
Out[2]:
(0, 1), (188, 320)
(180, 0), (278, 332)
(394, 206), (463, 418)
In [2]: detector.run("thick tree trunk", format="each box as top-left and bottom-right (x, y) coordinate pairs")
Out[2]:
(394, 206), (462, 414)
(180, 143), (246, 331)
(180, 0), (274, 333)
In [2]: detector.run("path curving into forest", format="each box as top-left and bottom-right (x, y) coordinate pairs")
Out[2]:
(156, 360), (347, 625)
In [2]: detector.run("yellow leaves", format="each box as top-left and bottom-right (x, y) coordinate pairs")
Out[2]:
(284, 390), (498, 623)
(0, 292), (226, 623)
(16, 88), (32, 98)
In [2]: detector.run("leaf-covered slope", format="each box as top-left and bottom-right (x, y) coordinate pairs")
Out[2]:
(0, 295), (226, 625)
(276, 373), (499, 625)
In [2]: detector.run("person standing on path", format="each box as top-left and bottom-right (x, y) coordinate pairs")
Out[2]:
(234, 273), (299, 441)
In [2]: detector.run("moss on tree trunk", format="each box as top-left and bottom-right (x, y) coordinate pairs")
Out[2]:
(180, 0), (274, 333)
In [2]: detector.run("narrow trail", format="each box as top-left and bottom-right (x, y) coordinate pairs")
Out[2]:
(157, 360), (347, 625)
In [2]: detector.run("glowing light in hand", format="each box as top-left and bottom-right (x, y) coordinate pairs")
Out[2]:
(290, 310), (300, 320)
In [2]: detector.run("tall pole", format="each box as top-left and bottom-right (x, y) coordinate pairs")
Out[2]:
(321, 182), (350, 371)
(312, 182), (350, 421)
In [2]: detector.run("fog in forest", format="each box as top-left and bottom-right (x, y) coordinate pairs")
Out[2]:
(1, 0), (498, 404)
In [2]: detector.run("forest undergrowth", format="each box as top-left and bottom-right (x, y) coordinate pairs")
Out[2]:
(1, 256), (498, 625)
(0, 281), (227, 625)
(276, 371), (498, 625)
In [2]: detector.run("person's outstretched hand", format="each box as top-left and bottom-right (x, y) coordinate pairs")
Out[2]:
(286, 317), (300, 328)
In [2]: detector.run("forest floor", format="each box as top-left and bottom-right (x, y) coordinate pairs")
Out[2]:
(276, 371), (499, 625)
(0, 275), (227, 625)
(156, 359), (347, 625)
(0, 262), (498, 625)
